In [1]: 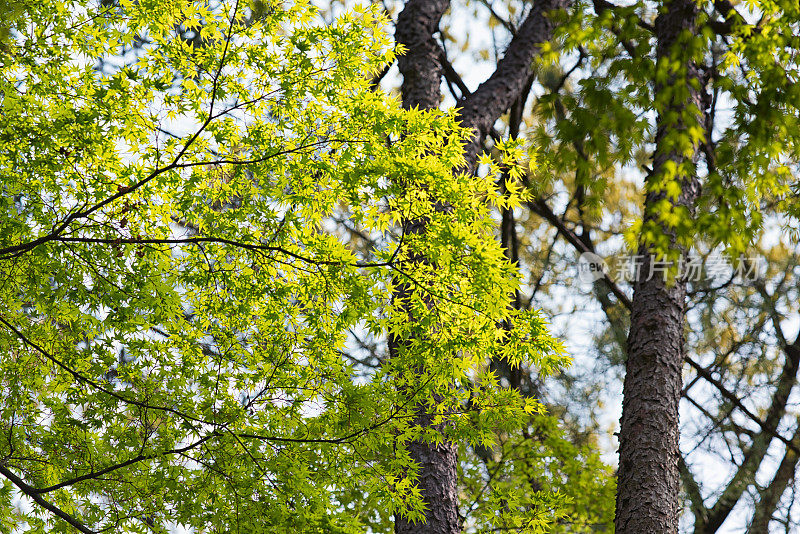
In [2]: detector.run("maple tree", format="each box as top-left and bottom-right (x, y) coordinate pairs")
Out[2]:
(0, 0), (581, 532)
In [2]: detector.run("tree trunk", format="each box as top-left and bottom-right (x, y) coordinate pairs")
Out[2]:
(456, 0), (570, 170)
(615, 0), (702, 532)
(393, 0), (570, 532)
(394, 2), (459, 534)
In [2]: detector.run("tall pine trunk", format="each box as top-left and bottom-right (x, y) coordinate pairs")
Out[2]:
(615, 0), (702, 532)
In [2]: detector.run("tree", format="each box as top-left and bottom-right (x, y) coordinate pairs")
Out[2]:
(391, 1), (609, 533)
(0, 0), (571, 531)
(364, 0), (800, 531)
(615, 0), (702, 531)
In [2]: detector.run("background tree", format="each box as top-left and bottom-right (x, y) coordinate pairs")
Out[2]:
(391, 0), (615, 532)
(351, 0), (800, 531)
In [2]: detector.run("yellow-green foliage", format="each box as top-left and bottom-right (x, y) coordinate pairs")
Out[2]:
(0, 1), (569, 532)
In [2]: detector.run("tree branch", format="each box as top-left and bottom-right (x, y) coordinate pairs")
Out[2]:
(458, 0), (573, 170)
(0, 464), (96, 533)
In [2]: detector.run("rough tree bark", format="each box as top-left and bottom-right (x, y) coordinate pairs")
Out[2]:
(392, 0), (570, 532)
(615, 0), (702, 532)
(393, 2), (459, 533)
(396, 0), (449, 111)
(389, 0), (800, 532)
(456, 0), (571, 170)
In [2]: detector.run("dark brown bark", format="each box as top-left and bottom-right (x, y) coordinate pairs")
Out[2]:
(617, 247), (692, 534)
(394, 2), (458, 534)
(615, 0), (702, 532)
(457, 0), (572, 170)
(392, 0), (572, 532)
(392, 409), (460, 534)
(396, 0), (449, 112)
